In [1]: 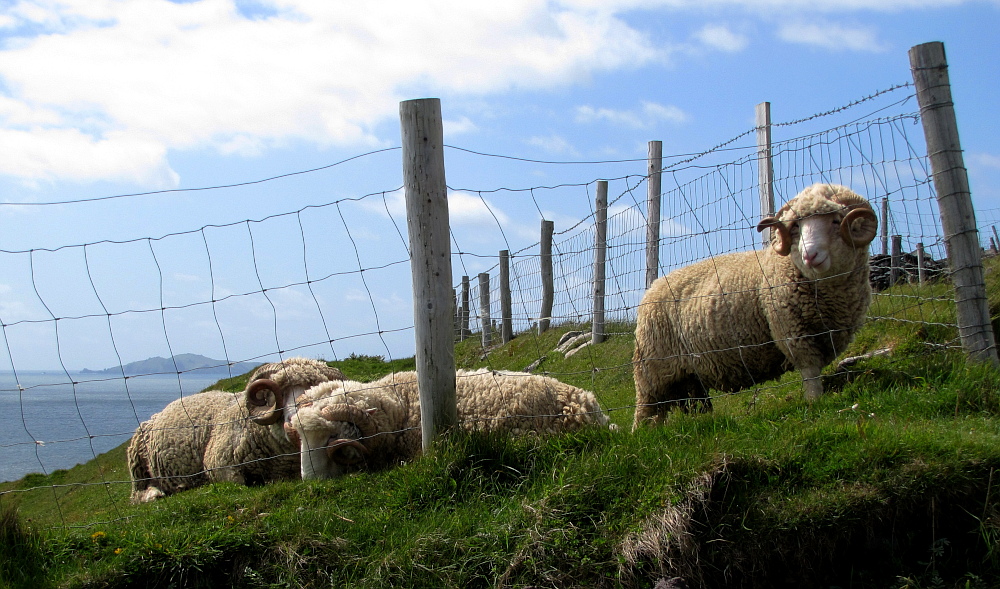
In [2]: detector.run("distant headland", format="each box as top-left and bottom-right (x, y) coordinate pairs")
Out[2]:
(79, 354), (260, 377)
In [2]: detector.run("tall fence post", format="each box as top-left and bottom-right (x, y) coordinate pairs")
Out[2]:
(909, 42), (998, 365)
(756, 102), (775, 247)
(400, 97), (458, 449)
(499, 250), (513, 344)
(460, 276), (470, 341)
(538, 220), (554, 334)
(593, 180), (608, 344)
(917, 242), (927, 284)
(881, 198), (890, 256)
(890, 235), (903, 286)
(645, 141), (662, 289)
(479, 272), (491, 348)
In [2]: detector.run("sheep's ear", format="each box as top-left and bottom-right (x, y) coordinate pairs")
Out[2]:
(757, 217), (791, 256)
(841, 207), (878, 248)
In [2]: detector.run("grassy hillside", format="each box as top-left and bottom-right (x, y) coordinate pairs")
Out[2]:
(2, 264), (1000, 588)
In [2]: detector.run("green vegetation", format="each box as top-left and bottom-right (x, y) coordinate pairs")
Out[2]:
(2, 263), (1000, 588)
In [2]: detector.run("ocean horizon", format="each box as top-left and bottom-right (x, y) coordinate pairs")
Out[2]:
(1, 371), (224, 483)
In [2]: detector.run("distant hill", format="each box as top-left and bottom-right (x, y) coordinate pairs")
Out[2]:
(81, 354), (260, 377)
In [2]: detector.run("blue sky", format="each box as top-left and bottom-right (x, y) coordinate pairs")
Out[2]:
(0, 0), (998, 371)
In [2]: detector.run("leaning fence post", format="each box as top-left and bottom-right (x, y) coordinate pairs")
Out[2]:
(593, 180), (608, 344)
(460, 276), (470, 341)
(400, 97), (458, 448)
(538, 220), (554, 333)
(992, 226), (1000, 254)
(909, 42), (998, 365)
(499, 250), (513, 344)
(756, 102), (775, 247)
(479, 272), (491, 349)
(645, 141), (662, 289)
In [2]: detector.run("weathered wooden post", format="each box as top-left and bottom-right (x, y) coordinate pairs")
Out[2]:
(460, 275), (470, 341)
(400, 98), (457, 448)
(881, 198), (890, 256)
(479, 272), (491, 348)
(756, 102), (775, 247)
(538, 220), (554, 333)
(992, 226), (1000, 254)
(910, 42), (998, 365)
(499, 250), (513, 344)
(917, 242), (927, 284)
(645, 141), (662, 289)
(593, 180), (608, 344)
(890, 235), (903, 286)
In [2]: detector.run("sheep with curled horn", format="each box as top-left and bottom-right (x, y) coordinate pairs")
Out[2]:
(127, 357), (344, 503)
(632, 183), (878, 429)
(282, 368), (612, 480)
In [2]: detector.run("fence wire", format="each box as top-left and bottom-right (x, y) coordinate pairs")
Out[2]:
(2, 82), (986, 529)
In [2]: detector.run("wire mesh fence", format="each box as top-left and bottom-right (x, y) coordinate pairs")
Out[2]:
(2, 71), (994, 526)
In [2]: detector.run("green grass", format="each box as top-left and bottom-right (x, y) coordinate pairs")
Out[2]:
(3, 264), (1000, 588)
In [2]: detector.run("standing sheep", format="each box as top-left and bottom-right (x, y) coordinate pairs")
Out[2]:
(632, 183), (878, 429)
(284, 369), (611, 480)
(127, 357), (343, 502)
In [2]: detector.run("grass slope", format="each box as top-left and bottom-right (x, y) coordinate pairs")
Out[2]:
(3, 264), (1000, 588)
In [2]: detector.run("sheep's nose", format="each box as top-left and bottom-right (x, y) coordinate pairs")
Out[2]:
(802, 249), (820, 267)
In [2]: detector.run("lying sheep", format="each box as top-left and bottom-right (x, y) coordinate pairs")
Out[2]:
(283, 369), (610, 480)
(127, 357), (343, 502)
(632, 183), (878, 429)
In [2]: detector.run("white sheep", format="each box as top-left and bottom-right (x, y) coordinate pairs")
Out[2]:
(283, 369), (611, 480)
(126, 357), (344, 502)
(632, 183), (878, 429)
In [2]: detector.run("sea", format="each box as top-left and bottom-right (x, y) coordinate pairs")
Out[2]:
(0, 371), (223, 483)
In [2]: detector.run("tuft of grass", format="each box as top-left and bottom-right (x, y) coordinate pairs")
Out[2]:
(0, 505), (50, 589)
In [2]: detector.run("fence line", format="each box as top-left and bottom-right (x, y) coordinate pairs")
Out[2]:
(4, 44), (997, 522)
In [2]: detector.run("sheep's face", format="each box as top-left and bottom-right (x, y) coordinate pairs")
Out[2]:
(288, 401), (377, 480)
(757, 184), (877, 281)
(787, 211), (856, 280)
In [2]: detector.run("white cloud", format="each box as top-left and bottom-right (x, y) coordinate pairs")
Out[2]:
(0, 0), (662, 187)
(972, 153), (1000, 170)
(527, 134), (579, 156)
(576, 101), (688, 128)
(694, 24), (748, 52)
(777, 20), (888, 52)
(443, 116), (478, 137)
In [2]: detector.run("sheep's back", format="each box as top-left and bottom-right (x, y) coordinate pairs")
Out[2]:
(636, 250), (785, 392)
(136, 391), (238, 492)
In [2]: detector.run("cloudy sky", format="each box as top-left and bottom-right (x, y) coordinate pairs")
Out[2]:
(1, 0), (999, 370)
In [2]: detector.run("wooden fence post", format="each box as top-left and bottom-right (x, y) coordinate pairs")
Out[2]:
(917, 242), (926, 284)
(593, 180), (608, 344)
(460, 276), (470, 341)
(910, 42), (998, 365)
(499, 250), (513, 344)
(756, 102), (775, 247)
(890, 235), (903, 285)
(645, 141), (662, 289)
(539, 220), (554, 333)
(479, 272), (491, 348)
(400, 97), (458, 449)
(881, 198), (890, 256)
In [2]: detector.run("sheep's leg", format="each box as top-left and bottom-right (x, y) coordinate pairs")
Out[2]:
(800, 365), (823, 401)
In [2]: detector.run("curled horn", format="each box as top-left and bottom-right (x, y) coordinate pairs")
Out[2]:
(840, 205), (878, 248)
(325, 439), (370, 465)
(756, 217), (792, 256)
(246, 378), (282, 425)
(319, 404), (379, 450)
